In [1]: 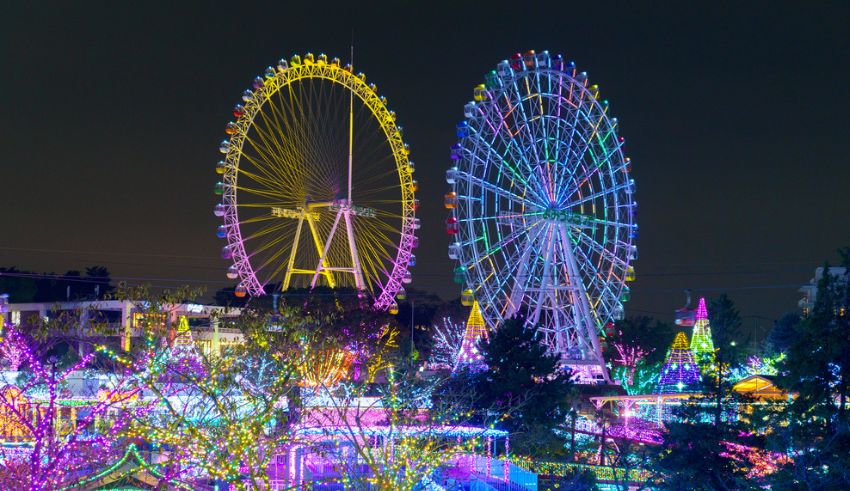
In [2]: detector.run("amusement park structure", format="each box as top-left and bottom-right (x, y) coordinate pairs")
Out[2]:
(690, 297), (716, 371)
(215, 52), (418, 311)
(446, 50), (638, 383)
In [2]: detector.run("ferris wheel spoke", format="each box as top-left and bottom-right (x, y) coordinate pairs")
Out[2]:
(251, 102), (315, 179)
(235, 185), (287, 202)
(562, 180), (632, 210)
(467, 127), (528, 184)
(556, 88), (591, 195)
(500, 223), (547, 317)
(240, 219), (292, 244)
(571, 105), (614, 169)
(254, 239), (294, 283)
(239, 133), (293, 184)
(558, 119), (610, 198)
(556, 225), (607, 347)
(471, 220), (540, 268)
(567, 235), (619, 316)
(455, 167), (538, 209)
(235, 165), (288, 195)
(278, 82), (337, 185)
(574, 228), (627, 269)
(562, 143), (624, 204)
(476, 116), (549, 204)
(508, 76), (542, 165)
(237, 214), (279, 226)
(253, 105), (302, 174)
(240, 134), (304, 191)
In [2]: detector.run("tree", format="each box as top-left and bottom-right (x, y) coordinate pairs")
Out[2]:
(650, 397), (759, 490)
(608, 316), (675, 388)
(472, 316), (574, 455)
(84, 266), (114, 299)
(101, 286), (307, 489)
(765, 312), (800, 356)
(766, 252), (850, 488)
(707, 294), (746, 429)
(0, 322), (143, 491)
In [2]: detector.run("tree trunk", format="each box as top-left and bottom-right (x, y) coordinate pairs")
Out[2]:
(714, 356), (723, 429)
(570, 411), (577, 461)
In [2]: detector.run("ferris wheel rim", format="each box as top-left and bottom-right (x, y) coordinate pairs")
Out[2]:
(217, 56), (416, 308)
(449, 51), (636, 338)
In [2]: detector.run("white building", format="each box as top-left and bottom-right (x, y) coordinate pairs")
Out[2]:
(1, 297), (243, 356)
(798, 267), (847, 316)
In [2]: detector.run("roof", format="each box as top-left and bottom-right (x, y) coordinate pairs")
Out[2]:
(732, 375), (787, 400)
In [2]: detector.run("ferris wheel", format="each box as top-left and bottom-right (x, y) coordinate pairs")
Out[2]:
(446, 50), (638, 382)
(214, 53), (418, 311)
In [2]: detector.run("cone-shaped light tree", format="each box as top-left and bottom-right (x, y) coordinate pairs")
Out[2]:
(656, 332), (702, 393)
(690, 298), (716, 372)
(454, 300), (488, 371)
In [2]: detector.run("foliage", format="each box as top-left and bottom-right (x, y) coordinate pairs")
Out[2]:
(765, 312), (800, 356)
(472, 316), (574, 455)
(609, 316), (676, 367)
(766, 252), (850, 488)
(0, 323), (141, 491)
(704, 294), (747, 428)
(613, 360), (659, 395)
(101, 288), (303, 489)
(650, 398), (758, 490)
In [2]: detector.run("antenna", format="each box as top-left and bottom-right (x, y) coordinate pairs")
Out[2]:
(347, 42), (354, 202)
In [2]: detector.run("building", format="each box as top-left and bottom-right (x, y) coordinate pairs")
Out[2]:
(2, 299), (243, 356)
(798, 267), (847, 316)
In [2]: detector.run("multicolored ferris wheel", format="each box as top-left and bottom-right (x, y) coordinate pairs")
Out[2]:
(214, 53), (418, 311)
(446, 50), (638, 382)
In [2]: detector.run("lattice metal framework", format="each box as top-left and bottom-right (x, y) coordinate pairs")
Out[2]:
(446, 50), (637, 382)
(216, 53), (417, 310)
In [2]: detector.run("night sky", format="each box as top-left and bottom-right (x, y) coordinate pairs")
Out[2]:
(3, 2), (849, 334)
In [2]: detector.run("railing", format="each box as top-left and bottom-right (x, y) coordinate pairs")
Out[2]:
(455, 455), (538, 491)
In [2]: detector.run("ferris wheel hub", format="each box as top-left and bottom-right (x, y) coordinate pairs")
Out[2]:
(329, 199), (376, 218)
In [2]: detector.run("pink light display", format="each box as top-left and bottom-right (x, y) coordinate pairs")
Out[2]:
(689, 298), (715, 372)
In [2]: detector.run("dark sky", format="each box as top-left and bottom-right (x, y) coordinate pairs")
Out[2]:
(2, 1), (849, 333)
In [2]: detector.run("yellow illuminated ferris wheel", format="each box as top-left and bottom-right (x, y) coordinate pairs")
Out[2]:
(214, 53), (418, 310)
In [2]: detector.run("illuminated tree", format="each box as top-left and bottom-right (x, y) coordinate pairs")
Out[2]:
(608, 316), (674, 387)
(0, 338), (25, 372)
(655, 332), (701, 394)
(113, 306), (306, 489)
(428, 316), (464, 370)
(689, 297), (716, 372)
(0, 323), (142, 491)
(454, 300), (487, 370)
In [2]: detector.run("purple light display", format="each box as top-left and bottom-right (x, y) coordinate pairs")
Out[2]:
(655, 332), (701, 393)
